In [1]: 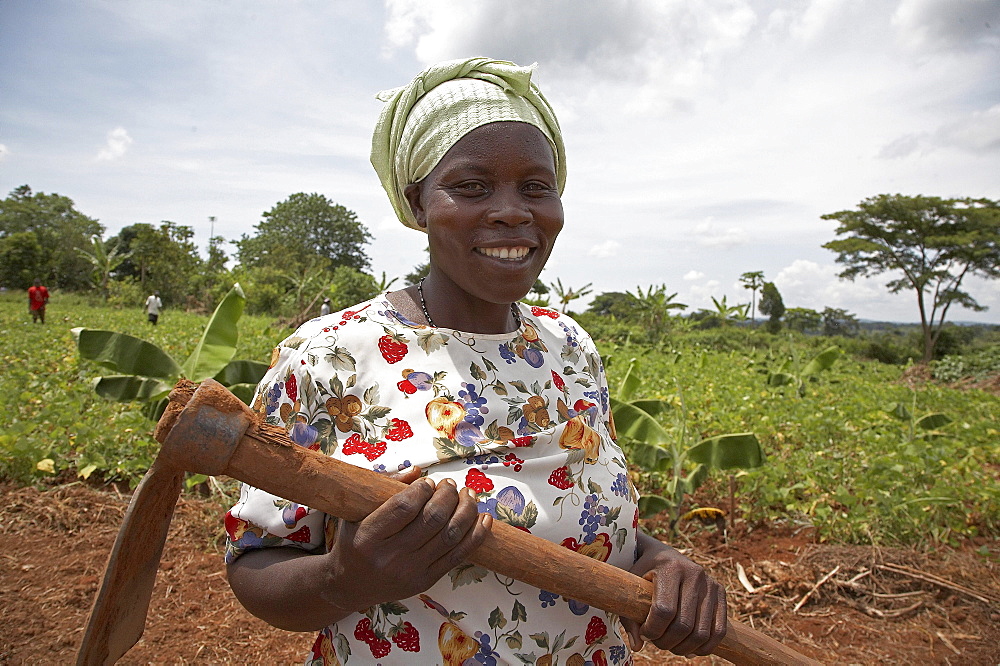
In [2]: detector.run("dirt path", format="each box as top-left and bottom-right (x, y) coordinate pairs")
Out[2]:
(1, 482), (998, 665)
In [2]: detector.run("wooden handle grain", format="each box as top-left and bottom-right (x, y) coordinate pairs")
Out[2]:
(157, 380), (820, 665)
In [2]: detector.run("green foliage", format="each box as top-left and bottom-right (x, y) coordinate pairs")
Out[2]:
(603, 337), (999, 545)
(236, 192), (373, 274)
(739, 271), (765, 324)
(0, 291), (276, 486)
(823, 194), (1000, 361)
(609, 358), (763, 530)
(73, 284), (267, 420)
(784, 307), (822, 333)
(0, 185), (104, 289)
(767, 345), (842, 397)
(759, 281), (785, 333)
(327, 265), (380, 311)
(107, 221), (204, 304)
(550, 278), (592, 314)
(932, 345), (1000, 382)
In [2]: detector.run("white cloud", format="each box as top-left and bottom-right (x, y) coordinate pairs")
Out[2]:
(683, 270), (704, 281)
(96, 127), (133, 161)
(693, 220), (749, 248)
(0, 144), (8, 161)
(381, 0), (757, 110)
(587, 240), (621, 258)
(880, 104), (1000, 157)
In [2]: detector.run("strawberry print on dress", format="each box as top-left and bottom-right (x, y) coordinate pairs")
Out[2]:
(226, 294), (639, 665)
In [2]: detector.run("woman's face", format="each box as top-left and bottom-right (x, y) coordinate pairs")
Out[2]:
(405, 121), (563, 307)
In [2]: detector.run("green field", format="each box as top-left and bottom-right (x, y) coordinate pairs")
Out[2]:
(1, 291), (997, 547)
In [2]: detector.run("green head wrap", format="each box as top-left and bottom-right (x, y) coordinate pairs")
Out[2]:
(371, 57), (566, 231)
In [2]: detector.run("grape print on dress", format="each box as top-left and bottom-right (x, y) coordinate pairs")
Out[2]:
(227, 295), (639, 665)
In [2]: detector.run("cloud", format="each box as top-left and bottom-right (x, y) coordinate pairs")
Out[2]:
(381, 0), (757, 107)
(892, 0), (1000, 52)
(683, 270), (705, 281)
(0, 144), (8, 161)
(692, 220), (749, 248)
(96, 127), (133, 161)
(880, 104), (1000, 158)
(587, 239), (621, 258)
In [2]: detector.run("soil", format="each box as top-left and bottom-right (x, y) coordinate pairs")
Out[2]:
(2, 481), (998, 665)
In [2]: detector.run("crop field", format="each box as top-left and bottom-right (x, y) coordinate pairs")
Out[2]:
(2, 290), (997, 547)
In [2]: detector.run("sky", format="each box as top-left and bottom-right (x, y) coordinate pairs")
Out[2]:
(2, 0), (999, 323)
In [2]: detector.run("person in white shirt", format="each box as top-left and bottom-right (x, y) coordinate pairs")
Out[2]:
(145, 291), (163, 325)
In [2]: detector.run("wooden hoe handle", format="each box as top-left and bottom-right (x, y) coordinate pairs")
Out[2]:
(85, 379), (821, 665)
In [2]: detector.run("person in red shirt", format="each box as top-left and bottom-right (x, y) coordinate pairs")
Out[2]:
(28, 278), (50, 324)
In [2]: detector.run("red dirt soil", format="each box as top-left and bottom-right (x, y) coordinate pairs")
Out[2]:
(1, 482), (998, 665)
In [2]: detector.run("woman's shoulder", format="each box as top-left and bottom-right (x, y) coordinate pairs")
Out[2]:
(517, 304), (596, 345)
(276, 293), (428, 350)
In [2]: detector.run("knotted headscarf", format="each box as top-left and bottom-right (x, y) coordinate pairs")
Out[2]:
(371, 57), (566, 231)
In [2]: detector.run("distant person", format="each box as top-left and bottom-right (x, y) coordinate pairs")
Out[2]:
(28, 279), (49, 324)
(145, 290), (163, 325)
(320, 297), (332, 316)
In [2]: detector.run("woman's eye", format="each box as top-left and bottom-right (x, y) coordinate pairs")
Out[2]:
(457, 182), (486, 193)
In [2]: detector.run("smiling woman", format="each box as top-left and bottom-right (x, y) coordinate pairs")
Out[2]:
(224, 57), (727, 665)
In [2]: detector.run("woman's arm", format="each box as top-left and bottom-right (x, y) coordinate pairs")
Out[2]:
(227, 470), (493, 632)
(622, 531), (728, 656)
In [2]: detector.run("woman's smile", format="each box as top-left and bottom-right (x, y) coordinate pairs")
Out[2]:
(475, 246), (531, 261)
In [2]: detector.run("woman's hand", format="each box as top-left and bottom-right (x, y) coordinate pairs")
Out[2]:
(227, 466), (493, 631)
(622, 532), (727, 656)
(322, 467), (493, 611)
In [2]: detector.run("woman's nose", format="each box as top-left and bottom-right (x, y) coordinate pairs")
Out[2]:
(490, 187), (531, 226)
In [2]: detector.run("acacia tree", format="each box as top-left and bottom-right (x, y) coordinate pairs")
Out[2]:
(739, 270), (765, 326)
(822, 194), (999, 361)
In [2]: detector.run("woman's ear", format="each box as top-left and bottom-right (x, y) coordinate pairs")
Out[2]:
(403, 183), (427, 229)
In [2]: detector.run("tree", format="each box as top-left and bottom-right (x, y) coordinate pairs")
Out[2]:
(588, 291), (635, 319)
(236, 193), (372, 274)
(759, 281), (785, 333)
(784, 307), (822, 333)
(109, 222), (203, 304)
(0, 185), (103, 288)
(821, 307), (860, 337)
(76, 235), (132, 300)
(551, 278), (593, 314)
(624, 285), (687, 337)
(822, 194), (1000, 361)
(739, 271), (765, 326)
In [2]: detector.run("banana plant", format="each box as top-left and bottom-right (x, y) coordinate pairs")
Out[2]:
(884, 395), (952, 444)
(610, 358), (763, 531)
(73, 283), (268, 420)
(767, 345), (842, 397)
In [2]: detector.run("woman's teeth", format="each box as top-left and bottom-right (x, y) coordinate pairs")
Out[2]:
(477, 246), (529, 260)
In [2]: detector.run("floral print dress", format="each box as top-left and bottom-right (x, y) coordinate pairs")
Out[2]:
(226, 295), (638, 666)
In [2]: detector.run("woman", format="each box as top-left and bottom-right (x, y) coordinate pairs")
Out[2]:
(226, 58), (726, 665)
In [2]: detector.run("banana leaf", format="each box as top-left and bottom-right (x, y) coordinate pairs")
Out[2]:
(92, 375), (173, 402)
(181, 284), (246, 382)
(226, 382), (260, 406)
(213, 359), (269, 387)
(72, 328), (182, 380)
(638, 494), (673, 519)
(916, 413), (952, 431)
(609, 397), (671, 445)
(687, 432), (763, 470)
(616, 358), (642, 401)
(802, 345), (841, 377)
